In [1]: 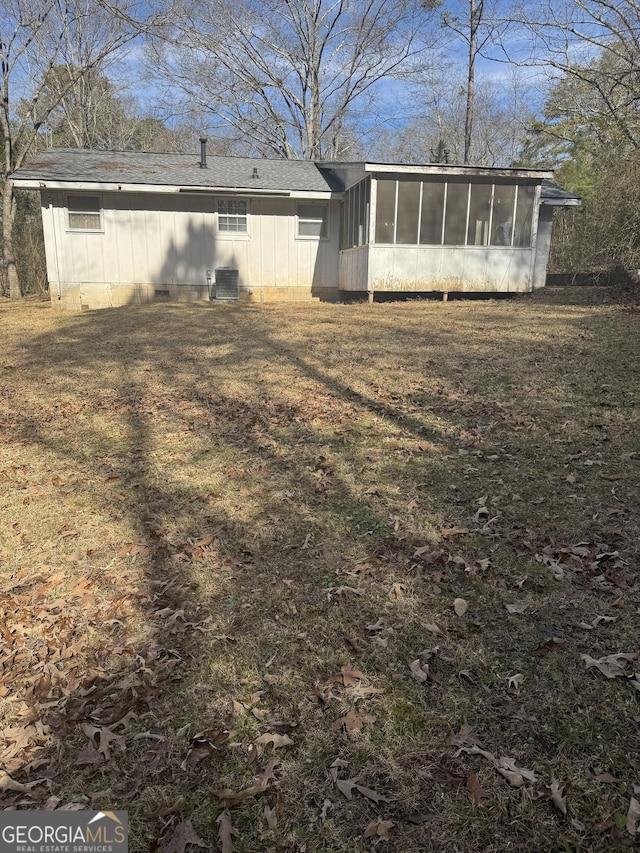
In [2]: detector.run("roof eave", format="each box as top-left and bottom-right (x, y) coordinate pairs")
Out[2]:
(359, 163), (555, 180)
(541, 197), (582, 206)
(11, 178), (339, 198)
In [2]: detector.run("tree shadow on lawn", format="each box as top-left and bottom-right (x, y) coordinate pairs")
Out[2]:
(1, 300), (639, 852)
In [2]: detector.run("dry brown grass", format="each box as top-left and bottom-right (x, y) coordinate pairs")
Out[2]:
(1, 291), (639, 852)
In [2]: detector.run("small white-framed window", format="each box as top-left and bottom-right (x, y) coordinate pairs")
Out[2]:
(297, 203), (328, 238)
(67, 194), (102, 231)
(218, 198), (248, 233)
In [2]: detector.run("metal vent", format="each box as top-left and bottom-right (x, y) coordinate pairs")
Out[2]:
(214, 268), (239, 300)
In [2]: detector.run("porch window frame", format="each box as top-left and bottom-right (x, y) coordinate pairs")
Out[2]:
(373, 177), (536, 248)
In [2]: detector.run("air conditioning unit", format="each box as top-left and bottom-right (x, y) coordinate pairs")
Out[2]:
(214, 267), (239, 300)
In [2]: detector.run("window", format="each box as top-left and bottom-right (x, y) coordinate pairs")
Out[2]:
(420, 182), (444, 244)
(341, 178), (371, 249)
(67, 195), (101, 230)
(375, 180), (397, 243)
(396, 181), (421, 244)
(467, 183), (493, 245)
(218, 199), (247, 232)
(298, 203), (328, 238)
(491, 185), (516, 246)
(514, 184), (535, 247)
(443, 182), (468, 245)
(374, 177), (537, 248)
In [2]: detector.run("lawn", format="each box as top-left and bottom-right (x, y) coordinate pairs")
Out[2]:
(0, 291), (639, 852)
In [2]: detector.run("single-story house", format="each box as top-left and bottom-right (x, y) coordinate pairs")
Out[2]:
(11, 143), (580, 310)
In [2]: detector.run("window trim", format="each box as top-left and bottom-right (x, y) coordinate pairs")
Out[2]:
(216, 197), (249, 237)
(296, 202), (329, 240)
(66, 193), (103, 233)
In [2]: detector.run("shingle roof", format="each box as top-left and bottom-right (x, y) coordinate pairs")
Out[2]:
(541, 179), (581, 205)
(13, 148), (344, 193)
(13, 149), (578, 204)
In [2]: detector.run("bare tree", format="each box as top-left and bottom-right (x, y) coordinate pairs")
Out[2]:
(368, 68), (536, 166)
(1, 0), (145, 298)
(149, 0), (442, 160)
(507, 0), (640, 149)
(438, 0), (507, 163)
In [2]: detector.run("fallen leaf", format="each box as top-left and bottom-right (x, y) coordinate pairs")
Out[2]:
(263, 804), (278, 830)
(347, 684), (385, 699)
(330, 758), (348, 782)
(474, 506), (489, 522)
(457, 746), (537, 788)
(364, 818), (396, 839)
(505, 602), (529, 615)
(330, 710), (376, 734)
(0, 772), (46, 794)
(81, 723), (123, 759)
(453, 598), (468, 617)
(627, 798), (640, 836)
(409, 659), (429, 683)
(531, 638), (568, 656)
(75, 742), (104, 766)
(550, 779), (567, 816)
(496, 756), (537, 787)
(215, 781), (270, 807)
(320, 799), (332, 822)
(217, 811), (239, 853)
(145, 798), (186, 819)
(254, 733), (294, 749)
(581, 651), (638, 679)
(507, 673), (524, 693)
(159, 821), (206, 853)
(447, 724), (483, 748)
(441, 526), (470, 539)
(466, 771), (485, 806)
(335, 778), (390, 804)
(353, 783), (391, 804)
(331, 666), (364, 686)
(335, 778), (357, 800)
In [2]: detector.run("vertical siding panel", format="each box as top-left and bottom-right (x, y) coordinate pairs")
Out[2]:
(147, 206), (162, 283)
(115, 200), (133, 284)
(131, 197), (148, 284)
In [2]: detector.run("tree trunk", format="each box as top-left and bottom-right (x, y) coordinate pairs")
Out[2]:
(1, 177), (21, 299)
(464, 0), (476, 164)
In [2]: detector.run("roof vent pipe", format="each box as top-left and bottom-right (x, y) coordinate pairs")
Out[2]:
(252, 167), (259, 179)
(199, 136), (207, 169)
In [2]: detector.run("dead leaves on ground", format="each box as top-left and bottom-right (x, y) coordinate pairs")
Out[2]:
(331, 709), (377, 735)
(537, 541), (633, 589)
(334, 777), (390, 805)
(159, 820), (206, 853)
(214, 758), (280, 807)
(581, 651), (640, 694)
(217, 811), (239, 853)
(364, 818), (396, 839)
(456, 745), (537, 788)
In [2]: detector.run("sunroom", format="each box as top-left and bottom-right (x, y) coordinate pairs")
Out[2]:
(333, 163), (567, 298)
